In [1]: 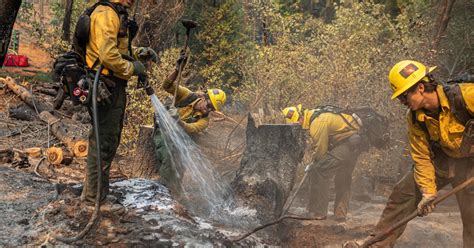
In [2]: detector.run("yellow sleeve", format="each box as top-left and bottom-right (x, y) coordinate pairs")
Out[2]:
(460, 83), (474, 116)
(91, 7), (134, 79)
(179, 117), (209, 133)
(162, 78), (193, 103)
(407, 112), (437, 195)
(309, 114), (330, 160)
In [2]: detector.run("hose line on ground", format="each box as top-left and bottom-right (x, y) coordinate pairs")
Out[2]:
(54, 65), (104, 243)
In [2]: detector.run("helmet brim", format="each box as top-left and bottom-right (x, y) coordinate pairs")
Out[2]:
(390, 66), (437, 100)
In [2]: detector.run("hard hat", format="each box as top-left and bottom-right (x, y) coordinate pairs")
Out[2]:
(388, 60), (437, 100)
(282, 104), (303, 124)
(207, 88), (226, 111)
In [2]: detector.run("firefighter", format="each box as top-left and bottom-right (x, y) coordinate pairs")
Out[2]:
(361, 60), (474, 247)
(81, 0), (158, 210)
(282, 104), (388, 221)
(153, 52), (227, 194)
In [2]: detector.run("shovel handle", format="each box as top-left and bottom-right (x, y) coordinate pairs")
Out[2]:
(361, 176), (474, 247)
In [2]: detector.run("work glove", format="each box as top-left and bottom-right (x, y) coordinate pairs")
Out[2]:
(168, 106), (180, 121)
(136, 47), (158, 63)
(132, 60), (147, 77)
(175, 50), (188, 71)
(417, 193), (436, 216)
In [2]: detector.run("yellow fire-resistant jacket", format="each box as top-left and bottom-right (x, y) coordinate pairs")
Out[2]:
(408, 83), (474, 195)
(162, 78), (209, 134)
(301, 109), (361, 160)
(86, 0), (137, 80)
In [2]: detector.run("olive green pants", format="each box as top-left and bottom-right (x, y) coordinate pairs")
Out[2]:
(153, 124), (183, 195)
(82, 80), (126, 204)
(308, 137), (363, 219)
(371, 157), (474, 248)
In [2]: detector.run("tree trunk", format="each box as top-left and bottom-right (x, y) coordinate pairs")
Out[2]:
(231, 114), (306, 226)
(1, 77), (53, 113)
(129, 125), (160, 179)
(0, 0), (22, 66)
(39, 111), (88, 157)
(432, 0), (456, 50)
(62, 0), (74, 42)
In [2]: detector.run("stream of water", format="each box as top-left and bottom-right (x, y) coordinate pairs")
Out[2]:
(149, 94), (237, 221)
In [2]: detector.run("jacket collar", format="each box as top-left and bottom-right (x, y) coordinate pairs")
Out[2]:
(415, 84), (448, 122)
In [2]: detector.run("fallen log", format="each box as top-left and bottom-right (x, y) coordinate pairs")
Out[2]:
(39, 111), (88, 157)
(46, 147), (73, 166)
(129, 125), (160, 179)
(1, 77), (53, 113)
(8, 104), (40, 121)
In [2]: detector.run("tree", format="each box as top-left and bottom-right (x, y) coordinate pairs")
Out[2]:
(0, 0), (22, 66)
(62, 0), (74, 42)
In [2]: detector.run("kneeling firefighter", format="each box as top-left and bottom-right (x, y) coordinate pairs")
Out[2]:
(282, 104), (389, 221)
(153, 51), (227, 195)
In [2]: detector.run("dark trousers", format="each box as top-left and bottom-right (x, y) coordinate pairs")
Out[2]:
(83, 79), (126, 204)
(308, 137), (363, 218)
(372, 157), (474, 247)
(152, 124), (183, 195)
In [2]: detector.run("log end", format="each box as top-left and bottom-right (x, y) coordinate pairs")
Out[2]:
(73, 140), (88, 157)
(46, 147), (63, 165)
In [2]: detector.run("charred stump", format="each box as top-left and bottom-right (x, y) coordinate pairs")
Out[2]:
(232, 114), (305, 227)
(129, 126), (160, 179)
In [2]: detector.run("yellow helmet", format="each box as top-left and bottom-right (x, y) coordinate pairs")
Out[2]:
(388, 60), (437, 100)
(282, 104), (303, 124)
(207, 88), (227, 111)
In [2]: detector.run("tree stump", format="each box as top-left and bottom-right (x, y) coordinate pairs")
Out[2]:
(231, 114), (306, 239)
(129, 125), (160, 179)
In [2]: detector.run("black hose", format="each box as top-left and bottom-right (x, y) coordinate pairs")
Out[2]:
(54, 65), (104, 243)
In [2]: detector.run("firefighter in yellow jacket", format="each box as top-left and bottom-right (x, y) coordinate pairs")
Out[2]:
(153, 52), (227, 194)
(81, 0), (158, 208)
(282, 104), (389, 220)
(363, 60), (474, 247)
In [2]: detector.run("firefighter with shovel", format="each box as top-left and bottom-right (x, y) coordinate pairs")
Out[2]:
(281, 105), (389, 221)
(153, 20), (227, 195)
(349, 60), (474, 247)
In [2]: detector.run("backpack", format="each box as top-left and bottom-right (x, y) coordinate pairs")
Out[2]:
(309, 105), (390, 149)
(52, 0), (136, 107)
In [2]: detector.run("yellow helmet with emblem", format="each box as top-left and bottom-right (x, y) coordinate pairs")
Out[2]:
(282, 104), (303, 124)
(388, 60), (437, 100)
(207, 88), (226, 111)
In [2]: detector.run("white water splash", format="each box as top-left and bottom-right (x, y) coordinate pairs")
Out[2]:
(149, 94), (235, 219)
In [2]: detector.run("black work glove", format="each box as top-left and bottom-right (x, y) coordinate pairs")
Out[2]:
(137, 47), (158, 63)
(175, 50), (188, 71)
(132, 60), (147, 77)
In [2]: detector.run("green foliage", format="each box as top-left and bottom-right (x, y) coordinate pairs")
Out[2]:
(18, 0), (88, 58)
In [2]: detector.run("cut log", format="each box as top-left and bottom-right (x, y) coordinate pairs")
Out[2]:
(129, 125), (160, 179)
(24, 147), (42, 158)
(39, 111), (88, 157)
(46, 147), (73, 166)
(1, 77), (53, 113)
(8, 104), (40, 121)
(231, 114), (305, 240)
